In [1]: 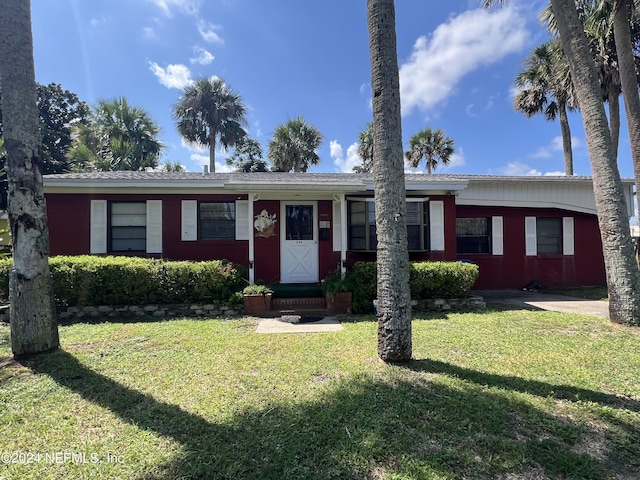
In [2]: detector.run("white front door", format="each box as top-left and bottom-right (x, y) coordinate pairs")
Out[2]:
(280, 202), (318, 283)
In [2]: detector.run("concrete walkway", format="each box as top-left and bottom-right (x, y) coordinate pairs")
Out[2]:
(256, 316), (344, 334)
(474, 290), (609, 319)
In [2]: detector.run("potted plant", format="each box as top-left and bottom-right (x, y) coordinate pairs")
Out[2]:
(321, 275), (352, 314)
(242, 284), (273, 314)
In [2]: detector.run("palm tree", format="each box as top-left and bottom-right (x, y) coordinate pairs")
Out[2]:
(613, 0), (640, 227)
(485, 0), (640, 324)
(404, 127), (455, 174)
(173, 77), (247, 173)
(540, 0), (640, 162)
(513, 39), (577, 175)
(69, 97), (163, 171)
(94, 97), (163, 171)
(226, 136), (270, 172)
(0, 0), (59, 356)
(368, 0), (412, 361)
(160, 161), (186, 172)
(354, 122), (374, 173)
(268, 116), (323, 172)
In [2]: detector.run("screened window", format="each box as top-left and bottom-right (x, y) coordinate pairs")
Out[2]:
(456, 218), (490, 254)
(111, 202), (146, 252)
(537, 218), (562, 254)
(348, 200), (429, 251)
(200, 202), (235, 239)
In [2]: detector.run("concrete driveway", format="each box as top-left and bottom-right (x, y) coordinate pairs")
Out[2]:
(474, 290), (609, 319)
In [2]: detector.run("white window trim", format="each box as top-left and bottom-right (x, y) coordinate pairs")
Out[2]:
(429, 201), (445, 251)
(146, 200), (162, 254)
(492, 216), (503, 256)
(90, 200), (107, 254)
(181, 200), (197, 241)
(235, 200), (249, 240)
(563, 217), (574, 255)
(525, 216), (537, 256)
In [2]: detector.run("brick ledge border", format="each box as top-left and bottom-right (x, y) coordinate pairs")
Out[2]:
(0, 295), (485, 323)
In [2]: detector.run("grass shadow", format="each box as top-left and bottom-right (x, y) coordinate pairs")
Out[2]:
(19, 349), (639, 479)
(407, 358), (640, 412)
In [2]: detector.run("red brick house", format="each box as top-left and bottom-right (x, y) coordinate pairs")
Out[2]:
(43, 172), (635, 289)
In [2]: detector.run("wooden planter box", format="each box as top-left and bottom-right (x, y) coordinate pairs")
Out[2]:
(243, 293), (273, 314)
(325, 291), (352, 314)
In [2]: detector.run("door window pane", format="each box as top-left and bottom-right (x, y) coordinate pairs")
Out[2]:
(286, 205), (314, 240)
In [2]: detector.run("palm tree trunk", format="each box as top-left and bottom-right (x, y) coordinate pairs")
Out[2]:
(551, 0), (640, 324)
(613, 0), (640, 227)
(608, 88), (620, 162)
(0, 0), (59, 357)
(209, 129), (216, 173)
(367, 0), (412, 361)
(559, 102), (573, 175)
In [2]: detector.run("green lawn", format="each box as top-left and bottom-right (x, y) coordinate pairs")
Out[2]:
(1, 307), (639, 479)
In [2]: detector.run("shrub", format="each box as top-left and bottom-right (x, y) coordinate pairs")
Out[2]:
(349, 260), (479, 313)
(350, 262), (377, 314)
(0, 256), (246, 307)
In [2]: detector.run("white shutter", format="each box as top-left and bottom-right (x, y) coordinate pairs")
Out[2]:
(235, 200), (249, 240)
(491, 216), (503, 255)
(429, 201), (445, 251)
(90, 200), (107, 254)
(146, 200), (162, 254)
(181, 200), (197, 241)
(525, 216), (537, 256)
(563, 217), (574, 255)
(332, 201), (342, 251)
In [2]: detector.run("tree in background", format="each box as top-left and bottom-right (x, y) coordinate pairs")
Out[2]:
(159, 161), (186, 172)
(268, 116), (323, 172)
(353, 122), (374, 173)
(0, 82), (90, 207)
(484, 0), (640, 324)
(612, 0), (640, 225)
(404, 127), (454, 174)
(0, 0), (59, 357)
(226, 136), (270, 172)
(513, 40), (577, 175)
(68, 97), (163, 171)
(367, 0), (412, 362)
(173, 77), (247, 173)
(540, 0), (640, 162)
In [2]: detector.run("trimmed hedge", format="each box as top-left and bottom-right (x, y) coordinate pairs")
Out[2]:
(350, 260), (479, 313)
(0, 256), (246, 307)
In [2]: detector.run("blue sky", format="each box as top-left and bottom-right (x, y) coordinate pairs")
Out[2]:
(30, 0), (636, 179)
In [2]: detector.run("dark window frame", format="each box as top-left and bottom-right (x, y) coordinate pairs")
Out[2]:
(199, 201), (236, 240)
(347, 199), (429, 252)
(456, 217), (491, 254)
(536, 217), (562, 254)
(110, 201), (147, 252)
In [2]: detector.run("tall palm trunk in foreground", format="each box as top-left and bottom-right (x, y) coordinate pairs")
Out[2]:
(551, 0), (640, 323)
(367, 0), (412, 361)
(613, 0), (640, 227)
(0, 0), (59, 356)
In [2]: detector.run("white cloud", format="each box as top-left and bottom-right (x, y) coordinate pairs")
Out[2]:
(330, 140), (363, 173)
(142, 27), (157, 41)
(497, 161), (543, 176)
(495, 161), (565, 176)
(529, 135), (582, 159)
(151, 0), (202, 17)
(181, 139), (232, 172)
(149, 62), (192, 89)
(190, 46), (214, 65)
(399, 6), (528, 116)
(198, 20), (224, 44)
(89, 15), (110, 29)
